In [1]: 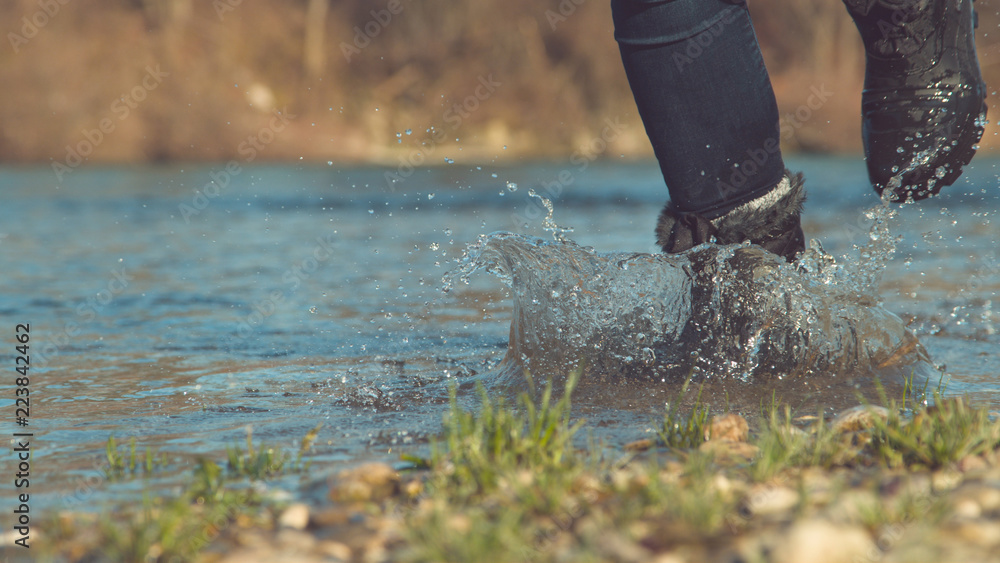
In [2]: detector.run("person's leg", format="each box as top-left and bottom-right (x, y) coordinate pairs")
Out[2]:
(612, 0), (805, 261)
(843, 0), (986, 201)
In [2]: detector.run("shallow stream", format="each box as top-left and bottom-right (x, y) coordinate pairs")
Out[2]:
(2, 156), (999, 511)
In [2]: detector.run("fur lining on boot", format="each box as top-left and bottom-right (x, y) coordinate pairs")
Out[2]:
(712, 172), (806, 246)
(654, 203), (715, 254)
(654, 171), (807, 261)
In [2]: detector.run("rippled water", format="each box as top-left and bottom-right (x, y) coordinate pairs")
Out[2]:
(2, 157), (999, 511)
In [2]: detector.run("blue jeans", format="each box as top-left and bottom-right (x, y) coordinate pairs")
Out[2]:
(612, 0), (785, 218)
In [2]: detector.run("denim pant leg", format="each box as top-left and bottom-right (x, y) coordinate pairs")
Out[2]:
(612, 0), (785, 218)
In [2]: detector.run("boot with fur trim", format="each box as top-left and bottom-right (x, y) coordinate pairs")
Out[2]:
(655, 171), (806, 262)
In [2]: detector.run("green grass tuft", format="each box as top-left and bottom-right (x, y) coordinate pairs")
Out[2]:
(870, 393), (1000, 469)
(104, 435), (169, 481)
(225, 423), (322, 480)
(657, 375), (711, 449)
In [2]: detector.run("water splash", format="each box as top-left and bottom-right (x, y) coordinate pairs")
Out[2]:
(527, 188), (574, 242)
(445, 204), (932, 385)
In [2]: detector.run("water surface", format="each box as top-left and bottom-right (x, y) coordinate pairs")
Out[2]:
(2, 157), (999, 512)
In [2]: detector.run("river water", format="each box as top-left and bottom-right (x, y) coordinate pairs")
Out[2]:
(2, 156), (999, 512)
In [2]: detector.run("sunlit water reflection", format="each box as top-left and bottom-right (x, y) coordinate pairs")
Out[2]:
(1, 157), (998, 511)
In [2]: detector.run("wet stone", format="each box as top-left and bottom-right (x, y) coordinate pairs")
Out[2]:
(831, 405), (890, 433)
(706, 413), (749, 442)
(311, 507), (351, 527)
(624, 438), (654, 451)
(329, 462), (400, 503)
(699, 439), (758, 463)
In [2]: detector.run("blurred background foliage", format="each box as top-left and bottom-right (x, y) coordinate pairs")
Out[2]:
(1, 0), (999, 165)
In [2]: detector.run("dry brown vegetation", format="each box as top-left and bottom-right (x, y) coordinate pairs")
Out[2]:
(1, 0), (999, 166)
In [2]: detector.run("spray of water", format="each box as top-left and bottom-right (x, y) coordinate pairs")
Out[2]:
(444, 198), (933, 386)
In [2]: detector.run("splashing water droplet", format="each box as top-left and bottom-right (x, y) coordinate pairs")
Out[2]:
(526, 188), (574, 242)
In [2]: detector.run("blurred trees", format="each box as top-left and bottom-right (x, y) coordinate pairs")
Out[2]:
(0, 0), (996, 165)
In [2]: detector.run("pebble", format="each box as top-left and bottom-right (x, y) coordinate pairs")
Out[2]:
(329, 462), (399, 502)
(772, 519), (875, 563)
(596, 530), (651, 563)
(952, 520), (1000, 547)
(318, 541), (352, 561)
(799, 468), (834, 505)
(932, 469), (962, 492)
(744, 484), (799, 517)
(624, 438), (654, 451)
(699, 439), (758, 463)
(706, 413), (749, 442)
(958, 454), (988, 473)
(311, 507), (351, 527)
(973, 483), (1000, 512)
(649, 552), (687, 563)
(278, 503), (310, 530)
(953, 498), (982, 519)
(403, 478), (423, 498)
(831, 405), (890, 433)
(827, 489), (878, 522)
(880, 472), (931, 498)
(275, 528), (316, 551)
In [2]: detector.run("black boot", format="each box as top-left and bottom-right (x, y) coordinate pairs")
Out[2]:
(844, 0), (987, 202)
(655, 171), (807, 262)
